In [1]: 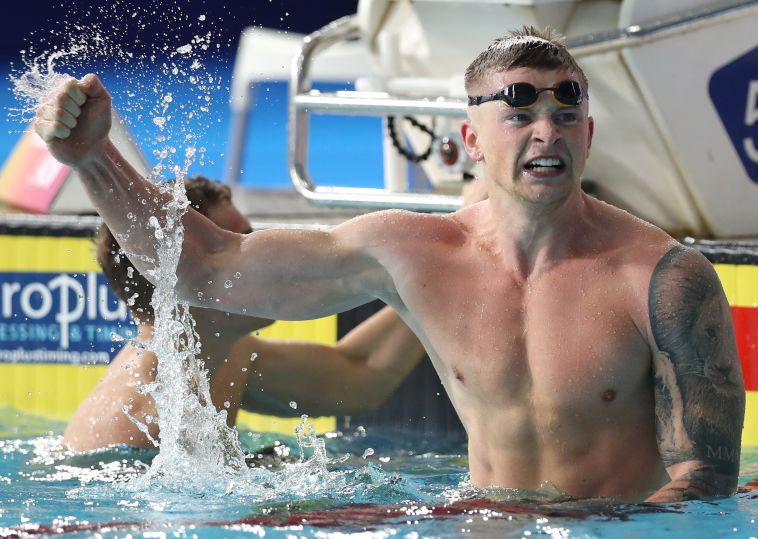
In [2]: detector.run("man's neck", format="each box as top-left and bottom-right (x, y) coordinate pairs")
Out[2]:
(485, 188), (590, 279)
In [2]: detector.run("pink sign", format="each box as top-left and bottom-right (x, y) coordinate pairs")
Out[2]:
(0, 131), (71, 213)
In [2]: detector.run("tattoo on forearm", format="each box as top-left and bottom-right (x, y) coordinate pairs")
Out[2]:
(649, 245), (745, 482)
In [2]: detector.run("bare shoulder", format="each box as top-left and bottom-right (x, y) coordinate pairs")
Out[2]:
(584, 199), (681, 321)
(333, 208), (470, 251)
(590, 197), (678, 265)
(647, 243), (732, 346)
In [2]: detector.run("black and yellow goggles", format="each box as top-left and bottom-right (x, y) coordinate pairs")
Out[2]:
(468, 80), (586, 108)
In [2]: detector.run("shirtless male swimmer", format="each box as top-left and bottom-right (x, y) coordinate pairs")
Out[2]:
(35, 26), (745, 502)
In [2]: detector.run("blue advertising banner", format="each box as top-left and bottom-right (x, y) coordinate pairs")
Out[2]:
(709, 44), (758, 184)
(0, 271), (135, 364)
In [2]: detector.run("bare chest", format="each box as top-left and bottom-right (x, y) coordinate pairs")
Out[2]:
(401, 256), (652, 412)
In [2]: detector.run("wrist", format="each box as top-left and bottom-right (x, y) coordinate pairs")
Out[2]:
(70, 138), (113, 170)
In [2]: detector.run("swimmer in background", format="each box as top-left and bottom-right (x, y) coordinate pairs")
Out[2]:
(38, 26), (745, 502)
(64, 177), (426, 451)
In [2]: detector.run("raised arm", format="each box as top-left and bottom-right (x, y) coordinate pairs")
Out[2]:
(211, 306), (426, 423)
(35, 75), (180, 278)
(646, 245), (745, 502)
(34, 75), (394, 320)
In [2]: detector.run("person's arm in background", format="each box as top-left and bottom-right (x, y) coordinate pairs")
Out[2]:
(211, 306), (426, 425)
(645, 245), (745, 502)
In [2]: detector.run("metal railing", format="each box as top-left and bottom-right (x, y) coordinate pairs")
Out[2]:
(287, 0), (758, 212)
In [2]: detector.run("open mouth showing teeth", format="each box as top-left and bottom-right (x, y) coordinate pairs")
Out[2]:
(524, 157), (565, 172)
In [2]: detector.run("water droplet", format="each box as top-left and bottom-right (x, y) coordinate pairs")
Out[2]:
(224, 280), (233, 288)
(223, 401), (230, 409)
(250, 353), (258, 362)
(362, 448), (374, 459)
(234, 271), (241, 279)
(289, 401), (297, 410)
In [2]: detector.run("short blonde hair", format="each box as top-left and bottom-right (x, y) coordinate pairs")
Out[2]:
(464, 26), (588, 94)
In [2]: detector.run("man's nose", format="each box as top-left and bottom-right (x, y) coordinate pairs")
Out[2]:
(531, 115), (561, 146)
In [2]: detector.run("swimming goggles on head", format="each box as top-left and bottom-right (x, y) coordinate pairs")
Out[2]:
(467, 80), (586, 108)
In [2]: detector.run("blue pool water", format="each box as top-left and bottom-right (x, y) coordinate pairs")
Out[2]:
(1, 407), (756, 539)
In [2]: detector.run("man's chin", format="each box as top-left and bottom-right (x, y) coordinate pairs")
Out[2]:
(519, 175), (576, 204)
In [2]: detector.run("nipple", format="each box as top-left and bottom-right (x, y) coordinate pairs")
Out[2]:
(601, 389), (617, 402)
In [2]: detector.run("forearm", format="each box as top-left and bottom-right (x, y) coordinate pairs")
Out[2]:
(76, 140), (168, 273)
(36, 76), (230, 301)
(239, 340), (360, 417)
(645, 462), (737, 502)
(191, 307), (273, 360)
(239, 309), (425, 417)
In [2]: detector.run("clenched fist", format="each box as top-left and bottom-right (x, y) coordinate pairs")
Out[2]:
(34, 73), (112, 167)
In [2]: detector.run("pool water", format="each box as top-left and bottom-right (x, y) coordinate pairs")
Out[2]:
(0, 407), (756, 539)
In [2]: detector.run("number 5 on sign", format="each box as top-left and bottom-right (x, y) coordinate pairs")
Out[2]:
(745, 80), (758, 162)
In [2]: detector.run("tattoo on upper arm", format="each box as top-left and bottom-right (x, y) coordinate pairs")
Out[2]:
(649, 245), (745, 480)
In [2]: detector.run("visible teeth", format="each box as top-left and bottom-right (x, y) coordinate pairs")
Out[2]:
(528, 157), (562, 167)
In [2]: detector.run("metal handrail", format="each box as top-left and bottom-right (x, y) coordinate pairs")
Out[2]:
(287, 16), (464, 213)
(287, 0), (758, 212)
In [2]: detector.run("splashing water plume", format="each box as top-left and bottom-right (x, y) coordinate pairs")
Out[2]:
(127, 179), (250, 493)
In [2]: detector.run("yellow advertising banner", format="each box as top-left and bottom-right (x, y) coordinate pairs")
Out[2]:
(0, 233), (336, 435)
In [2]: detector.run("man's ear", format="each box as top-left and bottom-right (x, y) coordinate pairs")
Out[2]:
(461, 119), (482, 162)
(586, 116), (594, 156)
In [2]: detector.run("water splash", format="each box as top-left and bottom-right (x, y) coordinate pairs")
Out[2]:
(128, 178), (252, 494)
(9, 0), (233, 174)
(10, 0), (247, 495)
